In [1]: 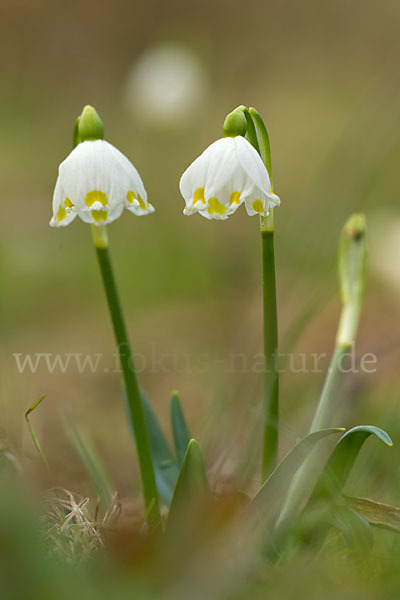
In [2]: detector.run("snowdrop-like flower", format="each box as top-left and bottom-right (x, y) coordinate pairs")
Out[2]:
(50, 139), (154, 227)
(179, 136), (280, 220)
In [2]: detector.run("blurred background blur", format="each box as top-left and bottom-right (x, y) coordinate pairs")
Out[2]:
(1, 0), (400, 506)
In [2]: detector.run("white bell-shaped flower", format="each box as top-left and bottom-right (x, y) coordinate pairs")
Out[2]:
(50, 140), (154, 227)
(179, 136), (280, 220)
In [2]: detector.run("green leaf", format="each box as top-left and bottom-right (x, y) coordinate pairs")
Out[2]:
(248, 107), (273, 183)
(294, 502), (373, 555)
(328, 505), (373, 551)
(170, 391), (191, 466)
(166, 439), (210, 533)
(125, 390), (179, 506)
(308, 426), (392, 507)
(344, 496), (400, 534)
(250, 428), (344, 527)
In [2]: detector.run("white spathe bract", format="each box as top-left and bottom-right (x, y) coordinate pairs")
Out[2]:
(50, 140), (154, 227)
(179, 136), (280, 220)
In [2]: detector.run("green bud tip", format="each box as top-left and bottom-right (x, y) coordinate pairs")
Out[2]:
(342, 213), (367, 241)
(339, 213), (367, 307)
(337, 214), (367, 345)
(77, 105), (104, 142)
(223, 106), (248, 138)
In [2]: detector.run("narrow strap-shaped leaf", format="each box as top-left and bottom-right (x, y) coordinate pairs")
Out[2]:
(344, 496), (400, 533)
(170, 391), (191, 466)
(278, 427), (391, 557)
(25, 396), (49, 471)
(250, 428), (344, 527)
(125, 390), (179, 506)
(307, 426), (392, 507)
(166, 439), (210, 533)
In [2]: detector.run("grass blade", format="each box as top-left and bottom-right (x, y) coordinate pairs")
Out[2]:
(25, 396), (49, 471)
(170, 390), (191, 466)
(62, 411), (113, 506)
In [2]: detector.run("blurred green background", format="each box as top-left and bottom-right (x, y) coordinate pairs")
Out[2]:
(1, 0), (400, 505)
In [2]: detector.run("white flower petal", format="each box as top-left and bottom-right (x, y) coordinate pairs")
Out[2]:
(107, 143), (148, 204)
(244, 194), (269, 217)
(50, 140), (152, 228)
(198, 205), (229, 220)
(268, 191), (281, 207)
(49, 178), (78, 227)
(125, 197), (155, 216)
(79, 203), (124, 225)
(202, 138), (238, 197)
(179, 135), (279, 220)
(235, 136), (272, 197)
(179, 147), (213, 202)
(58, 141), (127, 210)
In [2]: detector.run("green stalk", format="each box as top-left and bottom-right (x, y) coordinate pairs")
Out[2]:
(309, 343), (351, 433)
(91, 224), (160, 529)
(274, 340), (351, 532)
(275, 214), (367, 534)
(260, 211), (279, 480)
(310, 213), (366, 433)
(249, 107), (273, 186)
(223, 105), (280, 480)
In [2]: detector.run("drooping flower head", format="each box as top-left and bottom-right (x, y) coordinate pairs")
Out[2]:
(179, 135), (280, 219)
(50, 106), (153, 227)
(180, 135), (279, 220)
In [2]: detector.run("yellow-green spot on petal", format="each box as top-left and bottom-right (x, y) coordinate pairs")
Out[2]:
(92, 210), (108, 223)
(85, 190), (108, 208)
(207, 197), (226, 216)
(127, 190), (148, 211)
(56, 204), (67, 221)
(252, 199), (265, 214)
(230, 191), (241, 206)
(137, 194), (146, 210)
(193, 188), (206, 204)
(64, 198), (74, 209)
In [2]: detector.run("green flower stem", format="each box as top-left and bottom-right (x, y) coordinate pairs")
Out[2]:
(311, 210), (366, 433)
(260, 211), (279, 481)
(309, 342), (351, 433)
(91, 224), (160, 529)
(224, 107), (280, 481)
(275, 342), (352, 533)
(276, 292), (362, 532)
